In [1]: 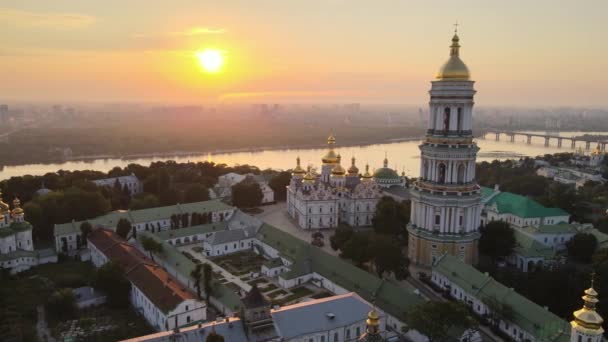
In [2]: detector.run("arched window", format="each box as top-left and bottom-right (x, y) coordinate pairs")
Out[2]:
(457, 164), (466, 184)
(443, 107), (451, 133)
(438, 163), (446, 184)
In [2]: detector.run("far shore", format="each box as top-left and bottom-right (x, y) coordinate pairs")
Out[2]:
(0, 135), (425, 169)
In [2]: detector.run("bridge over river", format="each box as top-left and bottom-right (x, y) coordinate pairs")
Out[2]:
(480, 130), (608, 150)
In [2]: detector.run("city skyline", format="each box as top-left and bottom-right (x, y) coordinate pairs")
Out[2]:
(1, 0), (607, 106)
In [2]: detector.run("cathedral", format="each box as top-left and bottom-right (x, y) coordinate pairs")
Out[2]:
(0, 193), (37, 273)
(286, 135), (404, 229)
(407, 30), (484, 266)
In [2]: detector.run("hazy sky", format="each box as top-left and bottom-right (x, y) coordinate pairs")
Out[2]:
(1, 0), (607, 106)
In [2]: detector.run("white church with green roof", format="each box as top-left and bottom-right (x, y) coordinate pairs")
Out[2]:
(480, 185), (608, 272)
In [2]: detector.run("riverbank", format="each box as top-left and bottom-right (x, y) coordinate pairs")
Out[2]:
(2, 135), (425, 168)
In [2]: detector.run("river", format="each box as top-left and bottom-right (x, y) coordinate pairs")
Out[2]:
(0, 131), (605, 181)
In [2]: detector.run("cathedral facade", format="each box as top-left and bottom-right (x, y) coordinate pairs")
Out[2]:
(286, 135), (388, 229)
(407, 31), (483, 266)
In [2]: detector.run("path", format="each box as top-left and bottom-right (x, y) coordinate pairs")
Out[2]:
(36, 305), (56, 342)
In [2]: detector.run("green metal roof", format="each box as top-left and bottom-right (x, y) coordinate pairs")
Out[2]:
(483, 189), (568, 218)
(155, 222), (228, 240)
(434, 254), (570, 341)
(373, 167), (400, 180)
(54, 199), (232, 237)
(513, 229), (556, 259)
(0, 221), (33, 238)
(522, 223), (578, 235)
(256, 223), (424, 321)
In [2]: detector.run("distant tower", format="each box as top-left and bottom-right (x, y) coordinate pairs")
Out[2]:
(407, 29), (483, 266)
(571, 278), (604, 342)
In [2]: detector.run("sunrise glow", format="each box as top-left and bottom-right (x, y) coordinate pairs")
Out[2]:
(196, 49), (224, 73)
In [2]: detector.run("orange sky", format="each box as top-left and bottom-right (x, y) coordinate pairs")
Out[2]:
(1, 1), (607, 106)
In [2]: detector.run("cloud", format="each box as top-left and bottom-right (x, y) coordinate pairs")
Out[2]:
(132, 27), (225, 39)
(0, 7), (95, 29)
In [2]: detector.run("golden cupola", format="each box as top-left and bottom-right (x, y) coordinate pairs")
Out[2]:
(348, 156), (359, 175)
(292, 156), (306, 176)
(12, 197), (24, 216)
(303, 166), (316, 184)
(357, 308), (382, 341)
(361, 164), (374, 182)
(571, 280), (604, 337)
(331, 155), (346, 177)
(592, 144), (603, 156)
(436, 31), (471, 81)
(322, 133), (339, 164)
(0, 190), (9, 213)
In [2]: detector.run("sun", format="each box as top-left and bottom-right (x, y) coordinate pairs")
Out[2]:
(196, 49), (224, 73)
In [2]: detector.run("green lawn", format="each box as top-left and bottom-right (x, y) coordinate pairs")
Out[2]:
(272, 286), (314, 306)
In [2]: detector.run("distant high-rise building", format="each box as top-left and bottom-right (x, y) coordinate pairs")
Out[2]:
(407, 31), (483, 266)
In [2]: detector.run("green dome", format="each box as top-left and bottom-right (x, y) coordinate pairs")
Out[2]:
(373, 167), (400, 180)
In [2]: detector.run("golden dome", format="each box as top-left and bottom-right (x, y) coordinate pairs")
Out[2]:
(592, 145), (603, 156)
(332, 155), (346, 177)
(303, 166), (316, 183)
(292, 157), (306, 176)
(327, 133), (336, 145)
(361, 164), (374, 182)
(11, 197), (24, 216)
(348, 157), (359, 175)
(436, 33), (470, 81)
(572, 284), (604, 334)
(322, 133), (339, 164)
(0, 190), (9, 212)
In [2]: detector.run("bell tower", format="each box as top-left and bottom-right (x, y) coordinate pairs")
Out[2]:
(407, 29), (483, 267)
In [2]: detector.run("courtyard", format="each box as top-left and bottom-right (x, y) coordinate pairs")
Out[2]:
(178, 246), (333, 307)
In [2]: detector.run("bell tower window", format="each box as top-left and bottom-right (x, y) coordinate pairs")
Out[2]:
(443, 108), (451, 133)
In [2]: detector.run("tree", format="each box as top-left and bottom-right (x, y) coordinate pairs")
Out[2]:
(190, 264), (203, 299)
(231, 181), (263, 208)
(479, 221), (516, 262)
(567, 233), (598, 263)
(46, 288), (77, 320)
(141, 235), (164, 261)
(80, 221), (93, 246)
(593, 248), (608, 268)
(203, 263), (213, 301)
(129, 193), (160, 210)
(184, 184), (210, 203)
(404, 301), (476, 342)
(368, 233), (405, 278)
(340, 232), (370, 266)
(330, 224), (354, 251)
(116, 218), (132, 239)
(206, 332), (225, 342)
(95, 262), (131, 308)
(372, 197), (409, 236)
(268, 171), (291, 201)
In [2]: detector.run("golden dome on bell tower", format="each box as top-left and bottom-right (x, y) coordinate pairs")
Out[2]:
(571, 276), (604, 339)
(436, 26), (471, 81)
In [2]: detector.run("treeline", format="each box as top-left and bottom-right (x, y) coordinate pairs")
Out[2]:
(0, 161), (266, 244)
